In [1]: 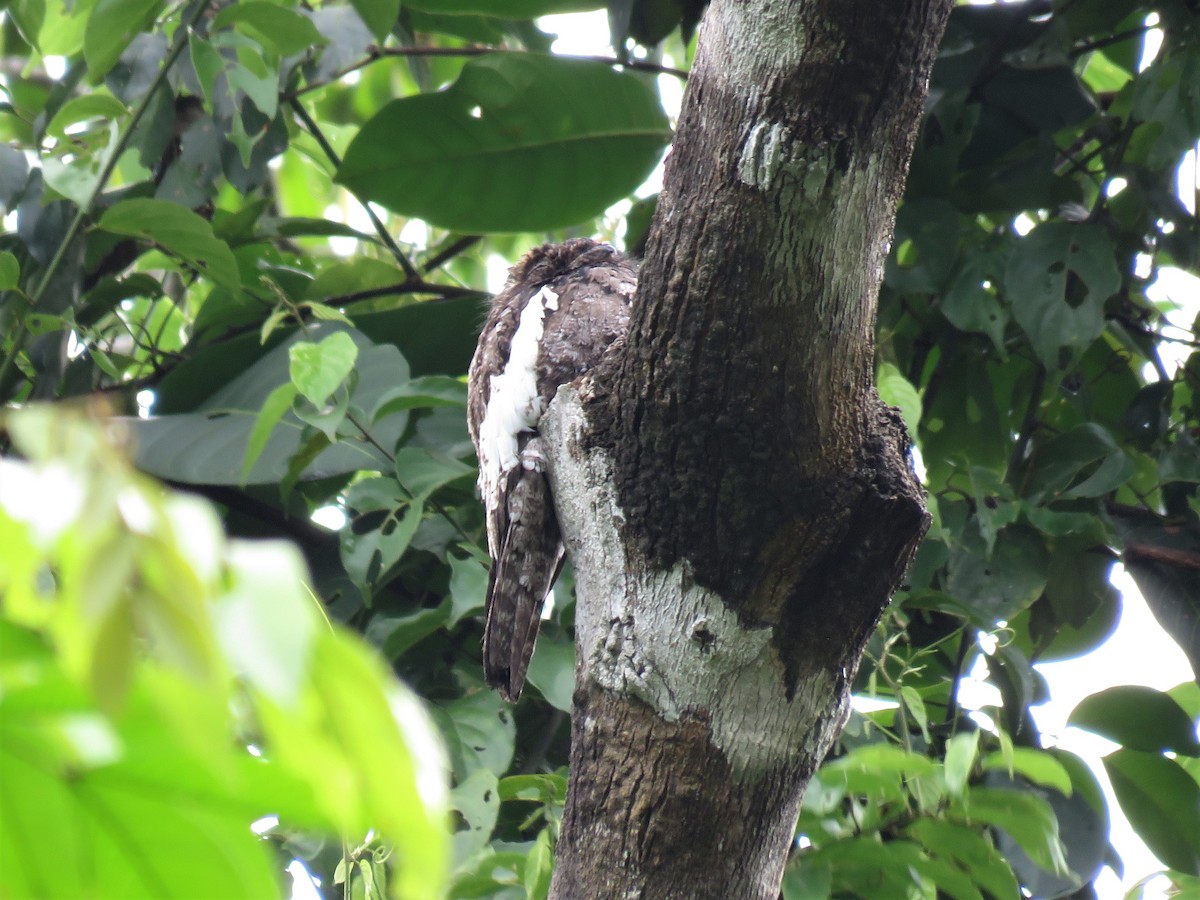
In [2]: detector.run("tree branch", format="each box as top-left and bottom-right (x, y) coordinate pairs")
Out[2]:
(286, 46), (689, 100)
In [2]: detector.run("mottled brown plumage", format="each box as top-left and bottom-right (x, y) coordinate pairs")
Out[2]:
(467, 239), (637, 701)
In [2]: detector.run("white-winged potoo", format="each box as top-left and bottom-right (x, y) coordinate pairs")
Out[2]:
(467, 239), (637, 701)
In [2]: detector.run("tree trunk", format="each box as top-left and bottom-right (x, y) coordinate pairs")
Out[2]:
(545, 1), (951, 896)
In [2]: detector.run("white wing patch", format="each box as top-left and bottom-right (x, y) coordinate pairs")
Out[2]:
(477, 285), (558, 529)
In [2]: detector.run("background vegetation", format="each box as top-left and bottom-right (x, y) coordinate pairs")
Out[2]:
(0, 0), (1197, 897)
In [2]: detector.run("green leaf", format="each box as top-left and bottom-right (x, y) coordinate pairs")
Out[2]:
(526, 632), (575, 713)
(84, 0), (163, 81)
(1005, 222), (1120, 367)
(1068, 685), (1200, 754)
(0, 710), (281, 899)
(372, 375), (469, 422)
(448, 552), (488, 627)
(1024, 423), (1123, 501)
(1104, 749), (1200, 876)
(450, 768), (500, 868)
(337, 54), (671, 232)
(44, 93), (128, 139)
(436, 688), (515, 781)
(289, 331), (359, 407)
(211, 2), (326, 57)
(524, 828), (554, 899)
(374, 601), (452, 661)
(217, 541), (318, 706)
(0, 251), (19, 290)
(941, 245), (1009, 350)
(980, 748), (1073, 796)
(905, 818), (1020, 900)
(341, 497), (424, 591)
(42, 119), (120, 208)
(957, 786), (1069, 876)
(498, 773), (567, 805)
(1133, 51), (1200, 167)
(404, 0), (595, 15)
(99, 199), (241, 292)
(350, 0), (401, 42)
(302, 632), (450, 899)
(189, 35), (224, 110)
(130, 327), (409, 485)
(947, 526), (1049, 620)
(878, 362), (922, 437)
(900, 684), (931, 743)
(395, 447), (475, 498)
(943, 730), (980, 796)
(241, 382), (297, 483)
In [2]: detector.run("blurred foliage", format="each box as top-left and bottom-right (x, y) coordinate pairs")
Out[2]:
(0, 0), (1197, 898)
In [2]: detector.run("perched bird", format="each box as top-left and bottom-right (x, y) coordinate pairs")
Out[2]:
(467, 239), (637, 701)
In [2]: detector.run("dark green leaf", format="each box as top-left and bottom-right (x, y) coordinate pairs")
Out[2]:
(395, 447), (474, 499)
(241, 382), (297, 484)
(341, 498), (424, 590)
(448, 553), (488, 627)
(1005, 222), (1120, 367)
(980, 748), (1072, 795)
(905, 818), (1019, 900)
(211, 2), (327, 57)
(526, 632), (575, 712)
(941, 245), (1009, 350)
(1104, 749), (1200, 876)
(130, 327), (409, 485)
(337, 54), (671, 232)
(98, 198), (240, 291)
(350, 0), (401, 42)
(0, 251), (19, 290)
(84, 0), (163, 82)
(403, 0), (601, 15)
(957, 786), (1068, 876)
(1069, 686), (1200, 754)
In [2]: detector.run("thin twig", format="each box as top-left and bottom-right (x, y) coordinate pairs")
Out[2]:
(286, 46), (689, 99)
(1069, 25), (1154, 59)
(287, 96), (422, 282)
(326, 281), (483, 307)
(422, 235), (483, 274)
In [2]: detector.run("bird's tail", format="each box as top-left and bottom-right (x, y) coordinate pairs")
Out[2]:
(482, 442), (565, 702)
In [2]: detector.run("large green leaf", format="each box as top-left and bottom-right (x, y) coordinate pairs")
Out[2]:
(98, 198), (241, 292)
(1005, 222), (1120, 367)
(956, 786), (1069, 876)
(0, 688), (281, 899)
(210, 2), (326, 57)
(84, 0), (163, 81)
(1104, 749), (1200, 876)
(130, 325), (409, 485)
(1069, 686), (1200, 754)
(905, 818), (1019, 900)
(155, 298), (480, 416)
(337, 54), (671, 232)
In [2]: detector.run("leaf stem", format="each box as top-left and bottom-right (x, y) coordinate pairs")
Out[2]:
(0, 0), (211, 401)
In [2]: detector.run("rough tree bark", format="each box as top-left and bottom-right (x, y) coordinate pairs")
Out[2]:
(544, 1), (952, 896)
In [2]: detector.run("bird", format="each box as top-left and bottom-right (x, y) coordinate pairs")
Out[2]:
(467, 238), (637, 701)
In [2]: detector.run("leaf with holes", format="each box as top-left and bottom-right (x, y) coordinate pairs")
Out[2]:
(1005, 222), (1119, 367)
